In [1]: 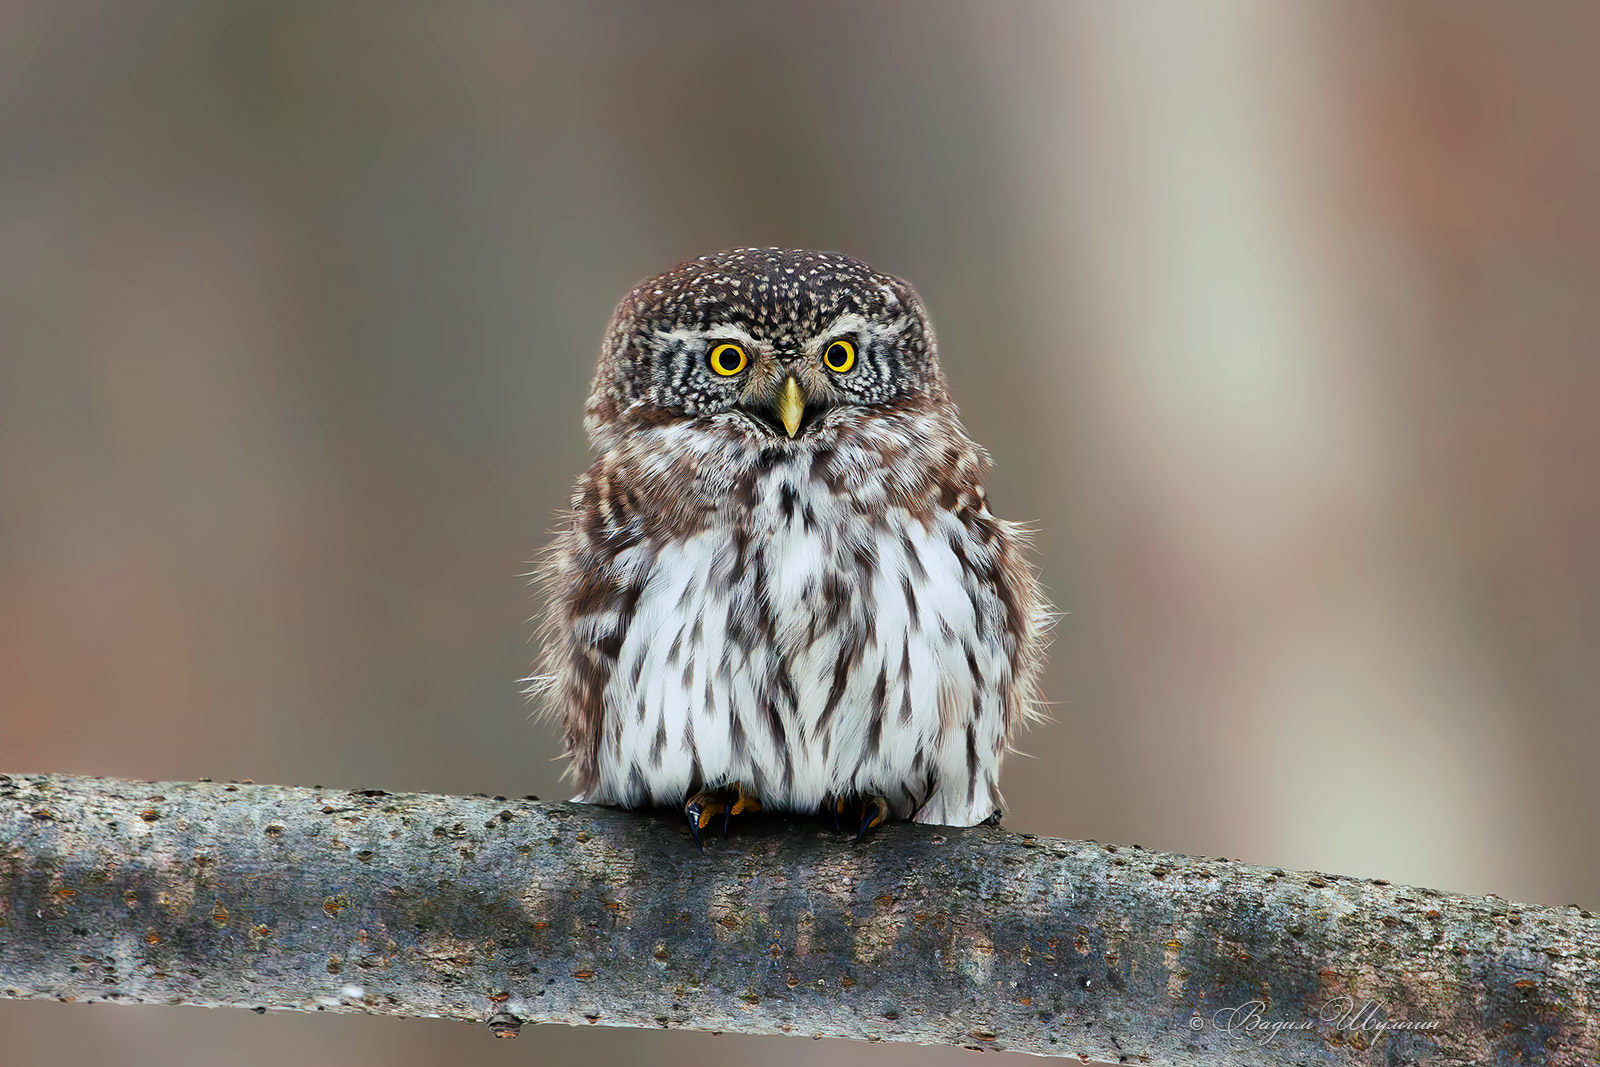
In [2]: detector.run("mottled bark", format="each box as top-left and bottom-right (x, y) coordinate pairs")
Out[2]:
(0, 774), (1594, 1064)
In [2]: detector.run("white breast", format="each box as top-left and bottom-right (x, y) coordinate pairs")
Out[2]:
(587, 460), (1009, 826)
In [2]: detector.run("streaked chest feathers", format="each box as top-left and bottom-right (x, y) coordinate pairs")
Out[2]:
(606, 459), (1016, 824)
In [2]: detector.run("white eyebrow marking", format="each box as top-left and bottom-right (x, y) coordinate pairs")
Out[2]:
(807, 311), (906, 353)
(649, 324), (761, 352)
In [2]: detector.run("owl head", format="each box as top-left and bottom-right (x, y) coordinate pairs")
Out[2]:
(584, 248), (951, 452)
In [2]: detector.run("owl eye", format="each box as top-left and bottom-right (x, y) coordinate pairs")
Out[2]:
(707, 342), (749, 376)
(823, 338), (857, 373)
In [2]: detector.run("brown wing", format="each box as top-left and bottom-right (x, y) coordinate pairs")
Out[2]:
(531, 460), (649, 797)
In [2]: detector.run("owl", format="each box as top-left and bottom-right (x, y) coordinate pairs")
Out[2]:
(533, 248), (1048, 844)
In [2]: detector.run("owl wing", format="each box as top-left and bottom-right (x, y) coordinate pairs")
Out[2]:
(979, 510), (1051, 740)
(532, 461), (647, 799)
(902, 497), (1049, 827)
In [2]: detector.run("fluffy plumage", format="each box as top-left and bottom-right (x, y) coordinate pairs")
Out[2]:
(533, 248), (1047, 827)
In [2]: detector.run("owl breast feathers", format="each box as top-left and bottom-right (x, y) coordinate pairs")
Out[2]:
(534, 248), (1048, 830)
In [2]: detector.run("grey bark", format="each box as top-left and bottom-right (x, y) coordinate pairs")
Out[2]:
(0, 773), (1595, 1064)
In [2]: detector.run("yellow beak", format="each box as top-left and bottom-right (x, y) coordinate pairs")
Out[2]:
(776, 376), (805, 438)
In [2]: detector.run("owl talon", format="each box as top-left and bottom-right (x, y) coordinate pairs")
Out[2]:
(854, 795), (890, 843)
(687, 813), (707, 851)
(684, 792), (724, 852)
(824, 793), (890, 841)
(684, 782), (761, 849)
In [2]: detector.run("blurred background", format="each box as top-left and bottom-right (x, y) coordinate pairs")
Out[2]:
(2, 1), (1597, 1064)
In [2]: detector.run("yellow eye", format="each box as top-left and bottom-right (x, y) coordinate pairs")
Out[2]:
(708, 342), (748, 376)
(823, 338), (856, 373)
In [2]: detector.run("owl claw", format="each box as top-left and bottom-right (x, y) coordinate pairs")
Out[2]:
(684, 782), (761, 849)
(825, 793), (890, 841)
(683, 793), (722, 851)
(854, 795), (890, 842)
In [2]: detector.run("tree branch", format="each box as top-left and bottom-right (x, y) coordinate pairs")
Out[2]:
(0, 773), (1594, 1064)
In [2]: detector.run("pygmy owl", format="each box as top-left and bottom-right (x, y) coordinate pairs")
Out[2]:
(534, 248), (1048, 843)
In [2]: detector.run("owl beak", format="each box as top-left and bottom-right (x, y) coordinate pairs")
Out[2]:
(776, 376), (805, 438)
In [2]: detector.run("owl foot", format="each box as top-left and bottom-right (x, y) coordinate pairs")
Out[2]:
(827, 793), (891, 842)
(683, 781), (762, 850)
